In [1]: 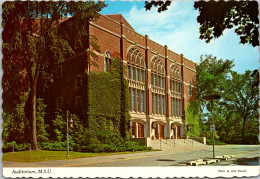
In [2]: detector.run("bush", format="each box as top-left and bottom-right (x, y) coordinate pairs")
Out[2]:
(2, 141), (30, 153)
(73, 144), (82, 152)
(206, 139), (226, 145)
(38, 142), (73, 151)
(73, 139), (151, 153)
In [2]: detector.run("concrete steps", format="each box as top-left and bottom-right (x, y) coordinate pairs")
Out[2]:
(149, 139), (207, 151)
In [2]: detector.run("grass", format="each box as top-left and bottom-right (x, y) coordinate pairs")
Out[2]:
(3, 150), (153, 163)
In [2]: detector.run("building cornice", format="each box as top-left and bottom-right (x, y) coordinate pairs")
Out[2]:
(184, 65), (196, 73)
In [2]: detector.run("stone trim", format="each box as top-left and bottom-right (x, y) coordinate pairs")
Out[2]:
(98, 13), (121, 25)
(90, 21), (121, 38)
(184, 64), (197, 72)
(183, 82), (197, 88)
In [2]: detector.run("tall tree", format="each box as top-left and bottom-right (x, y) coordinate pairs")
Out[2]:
(145, 0), (259, 46)
(222, 70), (259, 143)
(195, 55), (234, 139)
(2, 1), (106, 150)
(196, 55), (234, 101)
(196, 55), (259, 144)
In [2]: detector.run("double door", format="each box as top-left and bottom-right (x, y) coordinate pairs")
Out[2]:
(176, 125), (180, 139)
(131, 122), (144, 138)
(155, 124), (164, 139)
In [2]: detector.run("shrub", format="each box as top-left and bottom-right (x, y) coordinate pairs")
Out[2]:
(2, 141), (30, 152)
(38, 142), (73, 151)
(72, 144), (82, 152)
(73, 139), (151, 153)
(206, 139), (226, 145)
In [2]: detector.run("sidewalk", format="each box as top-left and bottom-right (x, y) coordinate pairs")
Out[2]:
(3, 146), (210, 167)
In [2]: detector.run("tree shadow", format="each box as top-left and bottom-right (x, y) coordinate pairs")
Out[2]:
(156, 159), (175, 162)
(232, 157), (259, 166)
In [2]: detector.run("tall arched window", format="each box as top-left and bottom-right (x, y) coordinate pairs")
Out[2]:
(104, 51), (112, 72)
(127, 46), (146, 113)
(170, 64), (182, 118)
(151, 57), (165, 115)
(188, 81), (192, 96)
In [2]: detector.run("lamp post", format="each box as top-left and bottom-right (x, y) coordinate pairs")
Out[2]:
(203, 94), (221, 159)
(66, 110), (73, 157)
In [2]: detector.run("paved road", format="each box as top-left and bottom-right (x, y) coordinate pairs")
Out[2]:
(3, 145), (259, 167)
(82, 145), (259, 167)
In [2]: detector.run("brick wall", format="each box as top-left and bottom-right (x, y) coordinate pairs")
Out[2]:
(54, 13), (197, 120)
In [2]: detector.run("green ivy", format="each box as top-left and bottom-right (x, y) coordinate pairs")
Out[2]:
(36, 98), (49, 142)
(87, 58), (130, 138)
(185, 102), (201, 137)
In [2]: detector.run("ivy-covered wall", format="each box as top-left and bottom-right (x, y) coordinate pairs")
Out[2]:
(87, 59), (130, 138)
(185, 102), (201, 137)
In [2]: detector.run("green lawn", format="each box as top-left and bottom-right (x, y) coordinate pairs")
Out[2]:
(3, 150), (153, 163)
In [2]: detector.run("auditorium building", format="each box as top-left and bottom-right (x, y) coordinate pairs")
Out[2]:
(53, 14), (197, 141)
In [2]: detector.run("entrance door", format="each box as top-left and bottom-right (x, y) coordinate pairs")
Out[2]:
(176, 125), (180, 139)
(155, 124), (158, 139)
(138, 123), (144, 138)
(159, 124), (164, 139)
(131, 122), (136, 138)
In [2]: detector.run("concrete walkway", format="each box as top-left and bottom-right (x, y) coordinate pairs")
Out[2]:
(3, 145), (211, 167)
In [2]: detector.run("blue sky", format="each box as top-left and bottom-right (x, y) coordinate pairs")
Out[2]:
(101, 1), (259, 73)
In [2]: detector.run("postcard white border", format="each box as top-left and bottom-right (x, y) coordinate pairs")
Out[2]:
(3, 166), (259, 178)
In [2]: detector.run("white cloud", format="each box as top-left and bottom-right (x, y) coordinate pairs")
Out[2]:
(119, 1), (258, 73)
(125, 1), (193, 34)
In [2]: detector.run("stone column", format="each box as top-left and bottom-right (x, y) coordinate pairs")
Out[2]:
(180, 54), (186, 138)
(166, 118), (171, 139)
(157, 123), (160, 139)
(175, 126), (177, 139)
(144, 122), (147, 138)
(135, 122), (138, 138)
(145, 34), (151, 138)
(164, 45), (171, 139)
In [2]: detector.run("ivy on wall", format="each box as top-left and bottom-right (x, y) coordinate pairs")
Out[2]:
(87, 58), (130, 138)
(185, 102), (201, 137)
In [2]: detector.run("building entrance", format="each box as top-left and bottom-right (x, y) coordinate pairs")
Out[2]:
(176, 125), (181, 139)
(155, 123), (164, 139)
(138, 123), (144, 138)
(159, 124), (164, 139)
(131, 122), (144, 138)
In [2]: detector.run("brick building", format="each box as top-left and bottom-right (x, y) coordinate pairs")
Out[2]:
(53, 14), (197, 141)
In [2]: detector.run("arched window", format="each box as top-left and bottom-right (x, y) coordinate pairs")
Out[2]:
(170, 64), (182, 118)
(75, 75), (82, 89)
(104, 51), (112, 72)
(127, 46), (146, 113)
(56, 97), (63, 109)
(75, 96), (82, 107)
(55, 65), (62, 78)
(188, 81), (192, 96)
(154, 123), (165, 139)
(151, 57), (165, 115)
